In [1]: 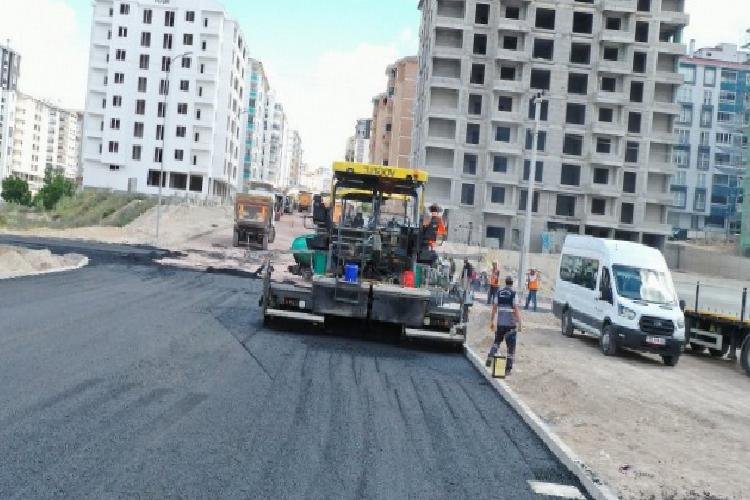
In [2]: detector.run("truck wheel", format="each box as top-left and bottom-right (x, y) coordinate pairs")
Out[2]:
(262, 234), (269, 251)
(600, 324), (618, 356)
(740, 336), (750, 377)
(708, 342), (730, 358)
(269, 227), (276, 244)
(662, 354), (680, 367)
(689, 343), (705, 354)
(561, 309), (574, 337)
(232, 229), (239, 247)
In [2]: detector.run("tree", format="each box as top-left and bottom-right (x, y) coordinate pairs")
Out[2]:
(1, 176), (32, 206)
(34, 169), (75, 210)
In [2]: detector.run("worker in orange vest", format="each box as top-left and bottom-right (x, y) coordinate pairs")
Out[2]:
(424, 204), (447, 247)
(487, 261), (500, 304)
(525, 268), (541, 312)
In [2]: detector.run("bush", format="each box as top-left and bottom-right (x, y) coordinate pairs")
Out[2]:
(34, 169), (75, 210)
(1, 176), (32, 206)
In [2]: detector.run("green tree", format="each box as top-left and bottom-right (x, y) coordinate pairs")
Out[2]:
(1, 176), (33, 206)
(34, 169), (75, 210)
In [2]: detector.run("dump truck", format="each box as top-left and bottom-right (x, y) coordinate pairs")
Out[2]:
(233, 191), (276, 249)
(298, 191), (312, 213)
(260, 161), (471, 344)
(683, 284), (750, 377)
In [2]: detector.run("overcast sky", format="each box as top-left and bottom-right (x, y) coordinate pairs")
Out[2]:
(0, 0), (747, 167)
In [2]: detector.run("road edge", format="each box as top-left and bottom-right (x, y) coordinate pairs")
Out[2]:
(464, 345), (619, 500)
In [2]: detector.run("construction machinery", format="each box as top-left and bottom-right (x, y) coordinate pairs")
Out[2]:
(233, 191), (276, 249)
(298, 191), (313, 213)
(260, 161), (471, 344)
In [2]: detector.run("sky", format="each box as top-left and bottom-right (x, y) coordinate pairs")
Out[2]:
(0, 0), (747, 167)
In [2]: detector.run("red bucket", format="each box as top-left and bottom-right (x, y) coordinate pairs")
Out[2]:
(401, 271), (415, 288)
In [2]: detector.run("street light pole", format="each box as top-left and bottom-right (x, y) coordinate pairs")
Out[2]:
(517, 91), (545, 294)
(156, 51), (192, 243)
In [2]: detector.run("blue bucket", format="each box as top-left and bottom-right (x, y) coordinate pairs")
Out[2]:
(344, 264), (359, 283)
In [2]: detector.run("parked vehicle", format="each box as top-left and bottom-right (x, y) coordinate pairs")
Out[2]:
(552, 236), (686, 366)
(233, 191), (276, 249)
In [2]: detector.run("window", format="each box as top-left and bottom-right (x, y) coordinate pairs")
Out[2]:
(157, 102), (166, 117)
(530, 69), (551, 90)
(174, 149), (184, 161)
(108, 141), (119, 153)
(627, 112), (641, 133)
(170, 173), (188, 190)
(196, 109), (202, 120)
(566, 103), (586, 125)
(183, 34), (194, 46)
(635, 21), (649, 42)
(502, 36), (518, 50)
(495, 126), (510, 142)
(603, 47), (619, 61)
(623, 172), (637, 193)
(556, 195), (576, 217)
(605, 17), (622, 31)
(694, 190), (707, 211)
(133, 122), (144, 137)
(572, 11), (593, 34)
(461, 183), (475, 205)
(679, 65), (696, 83)
(473, 34), (487, 55)
(114, 72), (124, 84)
(194, 132), (200, 142)
(560, 164), (581, 186)
(135, 100), (145, 115)
(163, 34), (173, 50)
(499, 66), (516, 80)
(679, 105), (693, 124)
(204, 18), (208, 28)
(699, 131), (710, 146)
(677, 129), (690, 144)
(486, 226), (505, 246)
(132, 145), (141, 160)
(179, 80), (189, 91)
(493, 155), (508, 173)
(524, 130), (546, 151)
(475, 3), (490, 24)
(176, 126), (186, 138)
(591, 198), (606, 216)
(110, 118), (120, 129)
(155, 125), (164, 140)
(190, 175), (203, 192)
(633, 52), (647, 73)
(466, 123), (480, 144)
(182, 57), (191, 69)
(115, 49), (126, 61)
(159, 79), (169, 95)
(143, 9), (152, 24)
(186, 11), (195, 22)
(518, 190), (540, 212)
(523, 160), (543, 182)
(120, 4), (130, 15)
(505, 6), (520, 19)
(469, 94), (483, 115)
(570, 43), (591, 64)
(527, 99), (549, 120)
(139, 54), (149, 70)
(704, 67), (716, 86)
(470, 64), (485, 85)
(491, 186), (506, 204)
(672, 188), (687, 208)
(463, 154), (478, 175)
(177, 103), (188, 114)
(112, 95), (122, 107)
(625, 141), (639, 163)
(599, 108), (613, 122)
(141, 32), (151, 47)
(535, 8), (555, 30)
(137, 77), (147, 92)
(497, 95), (512, 112)
(621, 203), (635, 224)
(593, 168), (609, 184)
(153, 147), (163, 163)
(533, 39), (554, 60)
(563, 134), (583, 156)
(147, 170), (165, 187)
(596, 137), (612, 154)
(568, 73), (588, 95)
(118, 26), (128, 37)
(703, 89), (713, 105)
(165, 11), (175, 27)
(700, 108), (712, 128)
(697, 151), (710, 170)
(109, 165), (120, 171)
(630, 81), (644, 102)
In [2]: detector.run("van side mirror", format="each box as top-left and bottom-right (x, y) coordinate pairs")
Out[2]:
(679, 300), (686, 311)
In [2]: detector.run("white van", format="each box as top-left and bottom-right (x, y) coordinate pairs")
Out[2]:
(552, 236), (685, 366)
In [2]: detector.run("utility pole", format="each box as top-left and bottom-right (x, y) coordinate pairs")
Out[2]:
(156, 51), (192, 243)
(517, 91), (545, 294)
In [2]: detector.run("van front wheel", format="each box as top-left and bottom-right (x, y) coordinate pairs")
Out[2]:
(662, 354), (680, 367)
(561, 310), (574, 338)
(600, 325), (618, 356)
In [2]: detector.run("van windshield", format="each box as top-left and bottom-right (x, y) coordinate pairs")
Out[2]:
(612, 265), (676, 305)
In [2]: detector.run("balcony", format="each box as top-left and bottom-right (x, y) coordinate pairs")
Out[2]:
(592, 122), (626, 136)
(645, 190), (674, 205)
(496, 49), (530, 63)
(652, 101), (681, 115)
(435, 15), (465, 31)
(590, 152), (624, 167)
(585, 181), (621, 198)
(595, 91), (627, 105)
(647, 159), (675, 174)
(192, 142), (212, 151)
(492, 110), (523, 123)
(429, 75), (462, 89)
(497, 18), (530, 32)
(654, 71), (683, 85)
(601, 29), (634, 44)
(493, 79), (525, 94)
(650, 130), (677, 144)
(659, 11), (690, 26)
(598, 59), (631, 74)
(489, 141), (523, 156)
(602, 0), (637, 13)
(657, 41), (687, 55)
(433, 45), (464, 58)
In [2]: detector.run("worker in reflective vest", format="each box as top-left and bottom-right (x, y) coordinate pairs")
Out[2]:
(487, 276), (522, 376)
(525, 268), (541, 312)
(487, 261), (500, 304)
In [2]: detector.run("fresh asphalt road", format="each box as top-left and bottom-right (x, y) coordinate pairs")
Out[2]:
(0, 237), (586, 499)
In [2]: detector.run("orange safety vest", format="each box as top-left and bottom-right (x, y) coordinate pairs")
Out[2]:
(490, 269), (500, 287)
(527, 273), (540, 291)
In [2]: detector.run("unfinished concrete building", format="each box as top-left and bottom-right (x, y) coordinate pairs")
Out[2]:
(412, 0), (688, 249)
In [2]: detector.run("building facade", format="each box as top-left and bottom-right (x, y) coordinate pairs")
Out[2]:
(81, 0), (247, 199)
(370, 56), (418, 167)
(242, 57), (270, 190)
(286, 129), (303, 187)
(671, 44), (750, 233)
(0, 43), (21, 185)
(353, 118), (371, 163)
(412, 0), (688, 249)
(262, 97), (288, 187)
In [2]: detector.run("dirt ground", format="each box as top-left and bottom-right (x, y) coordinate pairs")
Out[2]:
(0, 245), (87, 279)
(467, 296), (750, 500)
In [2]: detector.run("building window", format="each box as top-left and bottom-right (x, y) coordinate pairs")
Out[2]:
(530, 69), (551, 90)
(112, 95), (122, 107)
(463, 154), (478, 175)
(183, 34), (194, 46)
(523, 160), (544, 182)
(633, 52), (647, 73)
(491, 186), (506, 204)
(119, 4), (130, 15)
(599, 108), (613, 122)
(132, 145), (141, 160)
(625, 141), (639, 163)
(566, 103), (586, 125)
(493, 155), (508, 173)
(596, 137), (612, 154)
(475, 4), (490, 24)
(157, 102), (166, 117)
(143, 9), (152, 24)
(179, 80), (189, 91)
(139, 54), (149, 70)
(621, 203), (635, 224)
(524, 129), (546, 151)
(164, 11), (175, 27)
(518, 190), (540, 212)
(563, 134), (583, 156)
(176, 126), (186, 138)
(700, 108), (712, 128)
(182, 57), (191, 68)
(470, 64), (485, 85)
(163, 33), (173, 50)
(630, 81), (644, 102)
(137, 77), (147, 93)
(155, 125), (164, 141)
(114, 72), (124, 84)
(473, 34), (487, 55)
(153, 147), (163, 163)
(627, 112), (641, 133)
(694, 190), (706, 211)
(108, 141), (119, 153)
(115, 49), (126, 61)
(177, 103), (188, 114)
(635, 21), (649, 42)
(174, 149), (184, 161)
(560, 164), (581, 186)
(591, 198), (606, 215)
(623, 172), (637, 193)
(527, 99), (549, 120)
(159, 79), (169, 95)
(140, 32), (151, 47)
(110, 118), (120, 129)
(533, 38), (554, 60)
(535, 8), (556, 30)
(704, 67), (716, 86)
(601, 77), (616, 92)
(568, 73), (588, 95)
(556, 195), (576, 217)
(593, 168), (609, 184)
(186, 11), (195, 22)
(570, 43), (591, 65)
(134, 122), (144, 137)
(469, 94), (483, 115)
(461, 183), (475, 206)
(118, 26), (128, 37)
(495, 126), (510, 142)
(572, 11), (593, 34)
(466, 123), (480, 144)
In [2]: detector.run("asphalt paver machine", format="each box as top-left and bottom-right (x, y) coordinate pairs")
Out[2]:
(260, 161), (471, 344)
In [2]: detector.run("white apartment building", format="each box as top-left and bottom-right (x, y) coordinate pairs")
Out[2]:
(413, 0), (688, 249)
(286, 129), (303, 187)
(354, 118), (371, 163)
(670, 44), (750, 232)
(8, 94), (82, 192)
(0, 43), (21, 185)
(82, 0), (247, 199)
(242, 57), (270, 190)
(262, 96), (288, 187)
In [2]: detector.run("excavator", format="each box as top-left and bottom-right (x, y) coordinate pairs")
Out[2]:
(260, 161), (471, 344)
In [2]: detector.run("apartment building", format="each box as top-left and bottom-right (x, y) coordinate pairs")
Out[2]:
(81, 0), (247, 200)
(671, 44), (750, 233)
(242, 57), (270, 190)
(370, 56), (418, 166)
(286, 129), (303, 187)
(0, 43), (21, 183)
(345, 135), (356, 162)
(413, 0), (688, 249)
(263, 97), (288, 187)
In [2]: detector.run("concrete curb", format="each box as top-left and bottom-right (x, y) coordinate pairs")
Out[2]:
(465, 346), (619, 500)
(0, 256), (89, 281)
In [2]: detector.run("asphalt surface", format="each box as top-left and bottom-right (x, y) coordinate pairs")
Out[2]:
(0, 236), (586, 499)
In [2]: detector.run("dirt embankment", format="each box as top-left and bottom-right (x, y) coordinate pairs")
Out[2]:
(0, 245), (87, 279)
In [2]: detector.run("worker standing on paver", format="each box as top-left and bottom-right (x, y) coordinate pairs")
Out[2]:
(487, 276), (522, 376)
(487, 261), (500, 305)
(525, 268), (541, 312)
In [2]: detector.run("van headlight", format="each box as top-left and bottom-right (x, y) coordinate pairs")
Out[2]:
(676, 318), (685, 330)
(618, 303), (636, 321)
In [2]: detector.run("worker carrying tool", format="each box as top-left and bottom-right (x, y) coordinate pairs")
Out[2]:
(487, 276), (522, 376)
(525, 268), (541, 312)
